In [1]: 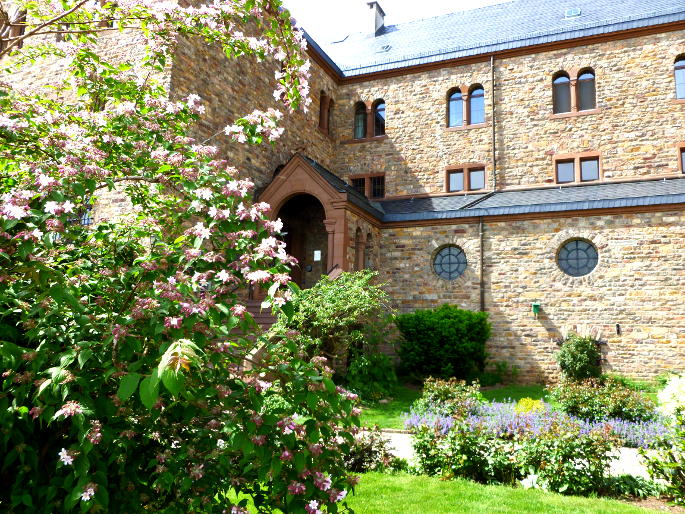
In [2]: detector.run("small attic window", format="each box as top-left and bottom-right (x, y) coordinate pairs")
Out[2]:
(376, 44), (391, 53)
(564, 7), (582, 18)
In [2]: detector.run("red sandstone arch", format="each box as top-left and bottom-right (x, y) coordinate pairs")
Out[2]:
(259, 154), (349, 274)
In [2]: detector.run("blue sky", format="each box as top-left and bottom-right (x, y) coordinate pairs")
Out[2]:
(282, 0), (509, 43)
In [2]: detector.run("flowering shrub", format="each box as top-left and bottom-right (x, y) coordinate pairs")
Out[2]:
(657, 373), (685, 417)
(549, 377), (657, 422)
(407, 400), (668, 449)
(515, 397), (544, 414)
(408, 377), (483, 419)
(642, 410), (685, 505)
(343, 427), (398, 473)
(409, 402), (620, 495)
(556, 333), (602, 381)
(0, 1), (359, 512)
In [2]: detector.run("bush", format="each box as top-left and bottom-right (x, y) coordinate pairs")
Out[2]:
(658, 373), (685, 417)
(409, 377), (484, 418)
(556, 333), (602, 381)
(515, 397), (544, 414)
(411, 415), (617, 495)
(396, 305), (491, 380)
(346, 352), (397, 401)
(344, 428), (396, 473)
(549, 377), (657, 422)
(642, 410), (685, 505)
(272, 270), (390, 363)
(603, 475), (666, 499)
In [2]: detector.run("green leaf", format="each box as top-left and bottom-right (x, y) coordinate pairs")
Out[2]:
(139, 372), (159, 409)
(21, 494), (33, 507)
(161, 369), (183, 396)
(323, 378), (336, 394)
(117, 373), (140, 402)
(78, 349), (93, 369)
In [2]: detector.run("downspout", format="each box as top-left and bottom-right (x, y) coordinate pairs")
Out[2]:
(479, 216), (485, 312)
(490, 54), (497, 191)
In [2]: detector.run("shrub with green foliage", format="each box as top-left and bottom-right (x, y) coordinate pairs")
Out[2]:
(344, 427), (400, 473)
(549, 377), (657, 422)
(346, 352), (397, 402)
(411, 418), (617, 495)
(410, 377), (484, 418)
(272, 270), (390, 362)
(396, 304), (491, 380)
(642, 410), (685, 505)
(556, 334), (602, 381)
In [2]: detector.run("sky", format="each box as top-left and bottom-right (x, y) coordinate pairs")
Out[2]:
(282, 0), (510, 43)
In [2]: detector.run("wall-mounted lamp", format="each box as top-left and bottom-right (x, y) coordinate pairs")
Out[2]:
(531, 302), (541, 319)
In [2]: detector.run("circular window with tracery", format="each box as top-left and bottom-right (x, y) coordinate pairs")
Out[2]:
(433, 245), (467, 280)
(557, 239), (598, 277)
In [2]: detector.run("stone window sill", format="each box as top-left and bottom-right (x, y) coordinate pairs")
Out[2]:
(445, 122), (489, 132)
(672, 99), (685, 105)
(549, 108), (601, 119)
(341, 135), (388, 145)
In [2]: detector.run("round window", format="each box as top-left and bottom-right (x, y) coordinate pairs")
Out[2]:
(433, 245), (467, 280)
(557, 239), (598, 277)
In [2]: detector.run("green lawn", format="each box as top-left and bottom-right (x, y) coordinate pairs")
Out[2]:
(345, 473), (651, 514)
(359, 385), (422, 430)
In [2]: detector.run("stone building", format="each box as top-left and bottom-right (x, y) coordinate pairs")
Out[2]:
(12, 0), (685, 381)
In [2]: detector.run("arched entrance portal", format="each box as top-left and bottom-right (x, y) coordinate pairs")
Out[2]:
(278, 194), (328, 288)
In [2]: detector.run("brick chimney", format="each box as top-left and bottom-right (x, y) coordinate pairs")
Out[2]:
(367, 2), (385, 36)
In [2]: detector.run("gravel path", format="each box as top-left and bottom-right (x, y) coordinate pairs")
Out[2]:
(381, 431), (651, 478)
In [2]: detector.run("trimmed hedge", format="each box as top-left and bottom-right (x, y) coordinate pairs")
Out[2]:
(396, 304), (490, 380)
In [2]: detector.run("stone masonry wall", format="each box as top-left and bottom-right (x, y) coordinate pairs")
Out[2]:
(169, 36), (338, 190)
(332, 30), (685, 196)
(379, 209), (685, 382)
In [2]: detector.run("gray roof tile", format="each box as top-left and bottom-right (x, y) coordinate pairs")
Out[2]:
(315, 0), (685, 76)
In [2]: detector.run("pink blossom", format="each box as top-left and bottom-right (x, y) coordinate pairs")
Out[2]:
(81, 485), (97, 502)
(308, 443), (323, 456)
(112, 324), (128, 342)
(58, 448), (75, 465)
(55, 401), (83, 418)
(88, 420), (103, 444)
(251, 435), (266, 446)
(164, 316), (183, 329)
(329, 489), (347, 502)
(288, 481), (306, 495)
(305, 500), (322, 514)
(231, 304), (247, 317)
(314, 472), (332, 491)
(29, 406), (43, 420)
(280, 449), (293, 461)
(245, 270), (271, 283)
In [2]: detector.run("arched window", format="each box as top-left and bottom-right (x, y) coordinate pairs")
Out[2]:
(552, 71), (571, 114)
(676, 56), (685, 99)
(364, 233), (373, 269)
(327, 99), (334, 135)
(577, 69), (596, 111)
(353, 102), (367, 139)
(447, 89), (463, 127)
(373, 100), (385, 136)
(354, 228), (363, 271)
(468, 86), (485, 125)
(318, 90), (328, 131)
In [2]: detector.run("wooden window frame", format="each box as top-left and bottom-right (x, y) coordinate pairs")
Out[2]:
(445, 164), (488, 192)
(552, 152), (602, 184)
(349, 173), (386, 199)
(445, 84), (488, 130)
(675, 56), (685, 101)
(678, 143), (685, 174)
(550, 68), (600, 118)
(346, 99), (389, 143)
(372, 99), (386, 137)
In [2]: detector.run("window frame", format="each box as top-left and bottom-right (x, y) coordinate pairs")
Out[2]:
(372, 99), (386, 137)
(556, 238), (599, 278)
(447, 88), (464, 128)
(318, 90), (333, 136)
(467, 85), (485, 126)
(353, 101), (367, 140)
(552, 72), (572, 114)
(550, 68), (599, 117)
(349, 173), (386, 199)
(576, 68), (596, 111)
(678, 143), (685, 174)
(675, 56), (685, 100)
(552, 152), (602, 184)
(445, 164), (488, 192)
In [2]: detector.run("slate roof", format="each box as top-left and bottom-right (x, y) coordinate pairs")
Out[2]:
(380, 178), (685, 223)
(301, 156), (685, 223)
(313, 0), (685, 77)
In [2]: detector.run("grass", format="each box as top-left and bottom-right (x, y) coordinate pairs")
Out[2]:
(360, 385), (421, 430)
(345, 473), (651, 514)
